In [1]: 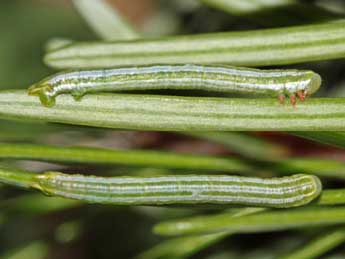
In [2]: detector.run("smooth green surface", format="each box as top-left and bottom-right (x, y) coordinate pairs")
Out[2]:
(0, 143), (249, 172)
(44, 20), (345, 69)
(278, 228), (345, 259)
(154, 206), (345, 236)
(1, 90), (345, 131)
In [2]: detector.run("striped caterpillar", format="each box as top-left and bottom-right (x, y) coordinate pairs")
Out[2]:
(32, 173), (321, 208)
(28, 64), (321, 107)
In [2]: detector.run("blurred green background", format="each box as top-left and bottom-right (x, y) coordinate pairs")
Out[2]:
(1, 1), (345, 258)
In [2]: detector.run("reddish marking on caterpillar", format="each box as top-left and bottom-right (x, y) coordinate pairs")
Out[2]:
(297, 90), (305, 101)
(279, 94), (285, 105)
(290, 95), (297, 106)
(28, 65), (321, 107)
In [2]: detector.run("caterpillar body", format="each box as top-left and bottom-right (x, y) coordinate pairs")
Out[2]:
(32, 173), (322, 208)
(28, 64), (321, 107)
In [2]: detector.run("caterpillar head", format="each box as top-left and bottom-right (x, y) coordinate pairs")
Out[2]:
(304, 72), (322, 97)
(28, 82), (56, 107)
(292, 72), (322, 105)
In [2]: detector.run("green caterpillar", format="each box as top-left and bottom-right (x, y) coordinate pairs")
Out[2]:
(28, 64), (321, 107)
(32, 173), (322, 208)
(0, 166), (322, 207)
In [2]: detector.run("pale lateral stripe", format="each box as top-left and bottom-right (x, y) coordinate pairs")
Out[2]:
(45, 174), (313, 185)
(47, 181), (313, 196)
(50, 78), (290, 94)
(49, 65), (306, 84)
(48, 189), (311, 205)
(37, 174), (320, 207)
(31, 64), (320, 107)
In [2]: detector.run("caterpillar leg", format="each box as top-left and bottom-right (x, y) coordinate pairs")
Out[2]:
(278, 93), (296, 106)
(278, 94), (285, 105)
(297, 90), (305, 101)
(279, 90), (307, 106)
(290, 94), (297, 106)
(28, 83), (56, 107)
(71, 89), (85, 101)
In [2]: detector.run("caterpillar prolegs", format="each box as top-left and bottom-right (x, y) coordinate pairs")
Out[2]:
(28, 64), (321, 107)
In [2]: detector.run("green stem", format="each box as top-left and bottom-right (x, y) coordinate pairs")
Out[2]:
(44, 20), (345, 69)
(317, 189), (345, 205)
(137, 208), (264, 259)
(277, 228), (345, 259)
(141, 198), (345, 259)
(153, 206), (345, 236)
(45, 38), (74, 52)
(0, 167), (37, 189)
(0, 143), (250, 172)
(3, 142), (345, 179)
(2, 90), (345, 131)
